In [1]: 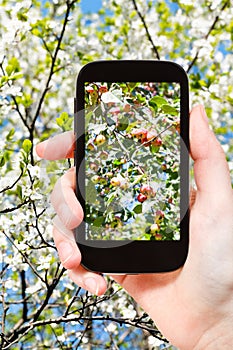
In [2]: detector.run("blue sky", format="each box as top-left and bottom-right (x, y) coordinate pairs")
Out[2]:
(80, 0), (102, 13)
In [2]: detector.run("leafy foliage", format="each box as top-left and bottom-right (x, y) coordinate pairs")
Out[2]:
(85, 82), (180, 240)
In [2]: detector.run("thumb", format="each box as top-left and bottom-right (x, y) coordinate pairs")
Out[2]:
(190, 105), (232, 199)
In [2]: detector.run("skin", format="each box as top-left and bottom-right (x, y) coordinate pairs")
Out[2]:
(36, 105), (233, 349)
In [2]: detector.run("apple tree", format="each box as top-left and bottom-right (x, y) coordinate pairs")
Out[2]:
(85, 81), (181, 241)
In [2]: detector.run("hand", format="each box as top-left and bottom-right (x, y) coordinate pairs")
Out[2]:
(36, 105), (233, 350)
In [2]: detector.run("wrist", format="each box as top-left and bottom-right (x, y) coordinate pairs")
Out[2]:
(193, 319), (233, 350)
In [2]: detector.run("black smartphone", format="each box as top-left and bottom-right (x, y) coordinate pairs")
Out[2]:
(74, 60), (189, 274)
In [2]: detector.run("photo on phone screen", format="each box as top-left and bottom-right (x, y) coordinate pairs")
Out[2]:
(84, 81), (181, 241)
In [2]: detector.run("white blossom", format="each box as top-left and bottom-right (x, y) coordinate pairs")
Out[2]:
(121, 304), (137, 319)
(37, 254), (53, 271)
(105, 322), (117, 333)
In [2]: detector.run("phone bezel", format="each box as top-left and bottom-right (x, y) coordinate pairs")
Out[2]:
(75, 60), (189, 273)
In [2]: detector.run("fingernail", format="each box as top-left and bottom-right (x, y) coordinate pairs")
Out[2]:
(84, 277), (99, 295)
(36, 140), (49, 157)
(57, 241), (74, 264)
(35, 143), (43, 157)
(200, 105), (209, 124)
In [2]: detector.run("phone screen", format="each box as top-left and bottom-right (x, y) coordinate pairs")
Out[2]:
(84, 81), (181, 241)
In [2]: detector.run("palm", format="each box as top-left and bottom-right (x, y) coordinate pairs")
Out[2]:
(114, 184), (233, 348)
(114, 112), (233, 347)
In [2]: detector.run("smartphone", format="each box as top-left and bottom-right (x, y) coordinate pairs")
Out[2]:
(74, 60), (189, 273)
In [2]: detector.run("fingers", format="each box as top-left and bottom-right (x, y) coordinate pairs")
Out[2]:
(51, 167), (107, 295)
(53, 216), (107, 295)
(50, 167), (83, 230)
(190, 105), (232, 199)
(68, 269), (108, 296)
(53, 215), (81, 269)
(36, 130), (75, 160)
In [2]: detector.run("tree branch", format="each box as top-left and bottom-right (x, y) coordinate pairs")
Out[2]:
(0, 169), (24, 194)
(187, 0), (230, 73)
(0, 280), (8, 349)
(20, 270), (28, 322)
(31, 0), (76, 129)
(5, 267), (65, 347)
(63, 287), (82, 317)
(30, 200), (55, 249)
(0, 62), (30, 132)
(3, 313), (166, 349)
(0, 199), (30, 214)
(131, 0), (160, 60)
(31, 267), (65, 322)
(27, 0), (78, 164)
(2, 230), (46, 285)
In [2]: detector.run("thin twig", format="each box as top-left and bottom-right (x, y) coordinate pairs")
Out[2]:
(2, 230), (46, 285)
(31, 267), (65, 323)
(27, 0), (78, 164)
(0, 276), (8, 349)
(0, 62), (29, 131)
(31, 0), (76, 129)
(187, 0), (230, 73)
(30, 315), (164, 339)
(20, 271), (28, 322)
(131, 0), (160, 60)
(0, 199), (30, 214)
(0, 169), (24, 194)
(63, 287), (82, 317)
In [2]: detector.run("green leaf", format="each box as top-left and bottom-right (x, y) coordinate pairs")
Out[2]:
(22, 93), (33, 108)
(131, 174), (144, 185)
(85, 110), (94, 125)
(1, 76), (9, 85)
(0, 155), (5, 167)
(117, 116), (129, 131)
(125, 121), (138, 133)
(8, 57), (20, 72)
(10, 72), (23, 80)
(22, 139), (32, 153)
(56, 117), (64, 128)
(129, 10), (137, 19)
(61, 112), (69, 120)
(16, 185), (23, 200)
(86, 181), (98, 203)
(6, 65), (14, 76)
(133, 204), (142, 214)
(161, 104), (178, 115)
(56, 112), (72, 131)
(31, 28), (41, 37)
(17, 12), (28, 22)
(136, 93), (146, 103)
(106, 192), (117, 205)
(105, 17), (115, 26)
(5, 58), (21, 78)
(150, 144), (160, 154)
(6, 128), (15, 141)
(20, 161), (25, 171)
(98, 8), (105, 15)
(149, 96), (167, 107)
(93, 216), (105, 227)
